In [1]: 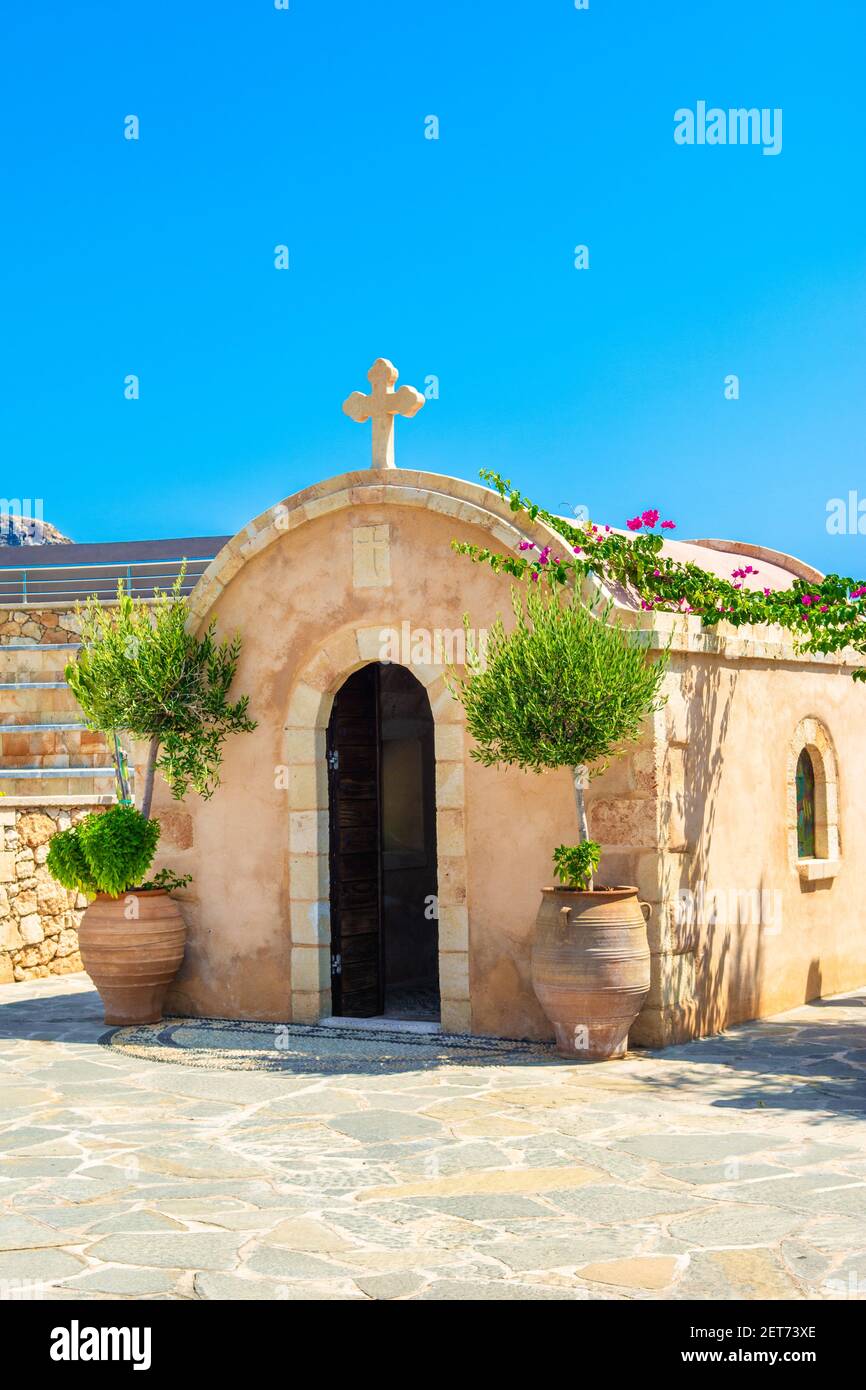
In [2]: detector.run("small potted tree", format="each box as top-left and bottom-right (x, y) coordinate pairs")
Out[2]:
(451, 585), (667, 1059)
(47, 577), (256, 1025)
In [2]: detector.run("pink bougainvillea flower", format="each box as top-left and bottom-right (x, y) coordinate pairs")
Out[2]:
(652, 568), (662, 577)
(640, 599), (654, 610)
(627, 516), (642, 531)
(573, 546), (582, 555)
(518, 540), (535, 552)
(604, 524), (611, 533)
(851, 584), (866, 599)
(641, 509), (660, 528)
(763, 587), (772, 597)
(530, 571), (539, 583)
(661, 519), (676, 530)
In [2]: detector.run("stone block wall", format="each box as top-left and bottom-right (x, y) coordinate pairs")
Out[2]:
(583, 695), (700, 1050)
(0, 808), (87, 983)
(0, 606), (82, 645)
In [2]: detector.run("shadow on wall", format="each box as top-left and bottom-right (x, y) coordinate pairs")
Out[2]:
(672, 667), (833, 1035)
(805, 957), (823, 1004)
(672, 661), (769, 1037)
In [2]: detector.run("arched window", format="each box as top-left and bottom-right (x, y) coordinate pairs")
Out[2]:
(788, 719), (840, 882)
(796, 748), (816, 859)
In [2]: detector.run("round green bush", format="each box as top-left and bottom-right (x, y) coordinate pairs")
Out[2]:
(45, 826), (96, 895)
(46, 805), (160, 898)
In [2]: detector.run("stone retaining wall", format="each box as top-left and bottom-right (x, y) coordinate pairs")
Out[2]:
(0, 808), (87, 983)
(0, 607), (83, 644)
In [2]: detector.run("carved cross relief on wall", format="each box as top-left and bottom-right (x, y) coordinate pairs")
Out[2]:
(353, 524), (391, 589)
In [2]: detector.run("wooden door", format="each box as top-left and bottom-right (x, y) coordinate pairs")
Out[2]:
(327, 665), (383, 1016)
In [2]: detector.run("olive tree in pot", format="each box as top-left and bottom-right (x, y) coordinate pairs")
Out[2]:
(451, 585), (667, 1059)
(47, 578), (256, 1025)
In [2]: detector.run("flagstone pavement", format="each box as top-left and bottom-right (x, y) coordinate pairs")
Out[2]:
(1, 975), (864, 1301)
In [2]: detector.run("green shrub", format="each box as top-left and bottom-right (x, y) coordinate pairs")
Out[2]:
(45, 824), (95, 895)
(453, 586), (667, 773)
(553, 842), (601, 891)
(450, 585), (667, 889)
(140, 867), (192, 893)
(47, 805), (161, 898)
(67, 575), (256, 818)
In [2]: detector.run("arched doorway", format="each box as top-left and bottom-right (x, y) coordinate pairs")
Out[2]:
(327, 663), (439, 1020)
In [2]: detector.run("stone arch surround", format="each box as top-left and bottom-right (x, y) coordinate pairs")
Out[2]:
(186, 470), (555, 630)
(786, 715), (840, 878)
(188, 467), (866, 678)
(284, 629), (471, 1032)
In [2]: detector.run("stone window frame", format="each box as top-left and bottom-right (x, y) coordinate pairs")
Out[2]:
(284, 625), (471, 1034)
(787, 717), (840, 883)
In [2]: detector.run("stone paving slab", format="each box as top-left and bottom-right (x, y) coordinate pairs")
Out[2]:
(0, 974), (864, 1300)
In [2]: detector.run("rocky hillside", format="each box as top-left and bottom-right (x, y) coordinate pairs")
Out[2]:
(0, 515), (71, 546)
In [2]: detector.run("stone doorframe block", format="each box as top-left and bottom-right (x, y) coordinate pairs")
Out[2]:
(786, 715), (840, 880)
(285, 627), (472, 1034)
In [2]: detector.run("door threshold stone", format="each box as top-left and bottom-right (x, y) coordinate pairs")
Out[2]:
(318, 1015), (441, 1036)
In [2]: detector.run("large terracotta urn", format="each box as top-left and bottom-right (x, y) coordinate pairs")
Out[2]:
(78, 890), (187, 1026)
(531, 885), (651, 1060)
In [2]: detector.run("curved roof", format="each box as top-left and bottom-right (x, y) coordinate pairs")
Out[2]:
(650, 534), (821, 591)
(185, 468), (860, 674)
(192, 471), (823, 622)
(555, 520), (822, 594)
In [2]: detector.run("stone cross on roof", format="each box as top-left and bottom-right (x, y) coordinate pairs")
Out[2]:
(342, 358), (425, 469)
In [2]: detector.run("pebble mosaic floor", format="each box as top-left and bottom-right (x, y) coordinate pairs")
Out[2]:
(0, 974), (864, 1301)
(104, 1015), (560, 1073)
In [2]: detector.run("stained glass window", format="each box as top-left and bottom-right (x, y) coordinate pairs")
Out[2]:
(796, 748), (816, 859)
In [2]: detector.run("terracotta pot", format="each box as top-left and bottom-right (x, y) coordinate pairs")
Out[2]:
(531, 885), (651, 1060)
(78, 889), (187, 1026)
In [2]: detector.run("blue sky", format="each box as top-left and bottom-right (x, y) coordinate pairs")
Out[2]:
(2, 1), (864, 576)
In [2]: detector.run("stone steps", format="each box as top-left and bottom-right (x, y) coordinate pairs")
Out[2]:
(0, 728), (104, 758)
(0, 643), (79, 682)
(0, 767), (119, 798)
(0, 688), (86, 717)
(0, 643), (122, 802)
(0, 728), (88, 739)
(0, 680), (68, 690)
(1, 750), (108, 767)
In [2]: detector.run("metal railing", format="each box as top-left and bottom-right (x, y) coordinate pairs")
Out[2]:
(0, 556), (217, 607)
